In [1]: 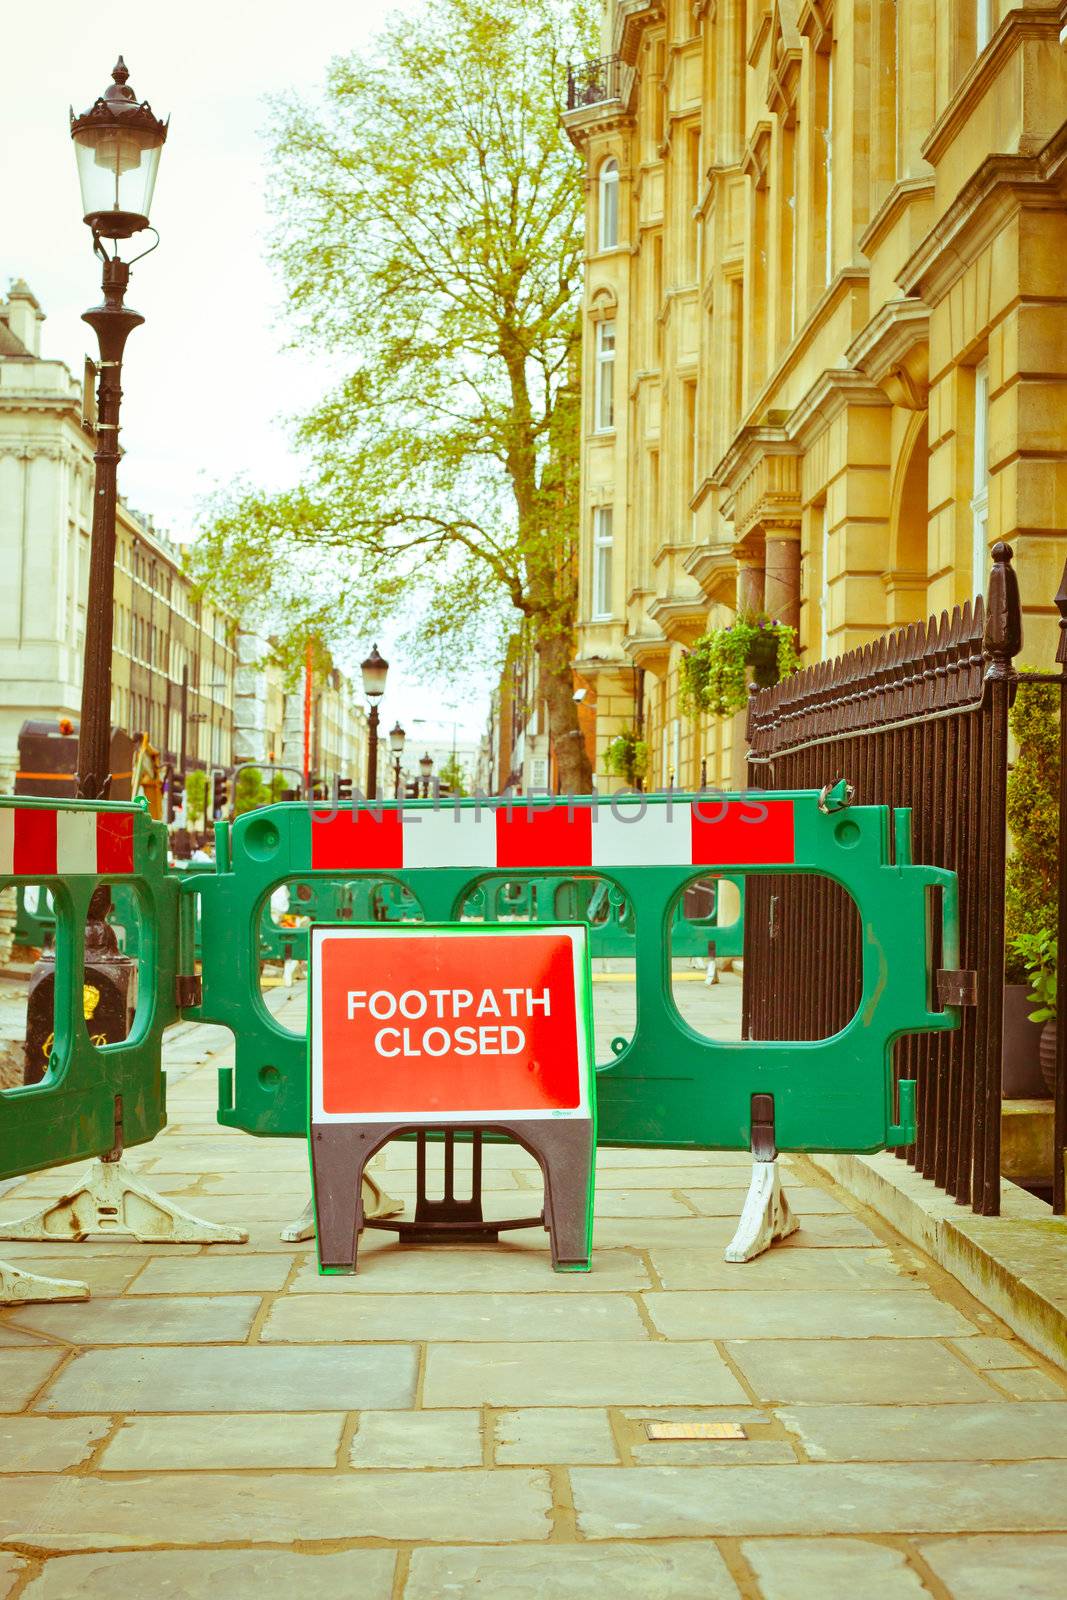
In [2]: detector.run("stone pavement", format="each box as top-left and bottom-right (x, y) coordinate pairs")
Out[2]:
(0, 976), (1066, 1598)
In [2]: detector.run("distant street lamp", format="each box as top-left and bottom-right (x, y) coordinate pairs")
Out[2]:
(419, 750), (434, 798)
(360, 644), (389, 797)
(389, 721), (406, 800)
(71, 57), (168, 799)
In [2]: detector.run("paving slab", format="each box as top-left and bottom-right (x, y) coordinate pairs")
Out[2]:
(947, 1335), (1035, 1369)
(0, 1468), (552, 1549)
(262, 1291), (648, 1343)
(631, 1438), (796, 1464)
(0, 1416), (109, 1471)
(0, 1554), (25, 1598)
(682, 1185), (849, 1215)
(35, 1345), (418, 1413)
(917, 1534), (1067, 1598)
(20, 1549), (397, 1598)
(0, 1350), (66, 1413)
(650, 1246), (918, 1290)
(403, 1542), (741, 1599)
(99, 1412), (345, 1470)
(0, 1256), (144, 1296)
(570, 1461), (1067, 1537)
(725, 1337), (998, 1403)
(9, 1295), (261, 1346)
(349, 1409), (483, 1467)
(645, 1288), (976, 1340)
(287, 1249), (651, 1293)
(494, 1406), (619, 1464)
(742, 1537), (929, 1598)
(594, 1213), (880, 1248)
(127, 1254), (293, 1294)
(776, 1402), (1067, 1461)
(985, 1366), (1066, 1399)
(423, 1342), (746, 1407)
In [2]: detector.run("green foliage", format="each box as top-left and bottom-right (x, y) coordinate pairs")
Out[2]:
(184, 769), (208, 829)
(437, 753), (469, 796)
(1005, 675), (1060, 982)
(681, 615), (799, 719)
(192, 0), (597, 788)
(604, 728), (648, 786)
(234, 767), (274, 816)
(1016, 929), (1057, 1024)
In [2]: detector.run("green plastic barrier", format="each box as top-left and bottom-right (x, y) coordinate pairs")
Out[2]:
(189, 791), (959, 1154)
(0, 798), (179, 1179)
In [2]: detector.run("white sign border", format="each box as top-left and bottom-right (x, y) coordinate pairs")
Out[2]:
(309, 922), (594, 1125)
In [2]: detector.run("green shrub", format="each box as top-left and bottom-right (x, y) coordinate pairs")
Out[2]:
(1005, 674), (1059, 983)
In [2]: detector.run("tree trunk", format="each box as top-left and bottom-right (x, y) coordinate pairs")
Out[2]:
(537, 628), (593, 794)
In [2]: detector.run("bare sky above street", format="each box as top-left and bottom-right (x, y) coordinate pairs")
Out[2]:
(3, 0), (491, 744)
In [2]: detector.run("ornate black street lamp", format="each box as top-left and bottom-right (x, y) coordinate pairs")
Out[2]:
(71, 58), (168, 798)
(389, 721), (406, 800)
(360, 644), (389, 797)
(419, 751), (434, 798)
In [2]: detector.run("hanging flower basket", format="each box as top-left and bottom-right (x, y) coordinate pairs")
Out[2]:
(681, 613), (799, 719)
(603, 727), (648, 786)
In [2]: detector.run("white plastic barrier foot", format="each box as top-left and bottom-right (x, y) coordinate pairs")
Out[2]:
(0, 1258), (88, 1305)
(281, 1171), (405, 1243)
(0, 1157), (248, 1245)
(704, 957), (719, 986)
(723, 1158), (799, 1263)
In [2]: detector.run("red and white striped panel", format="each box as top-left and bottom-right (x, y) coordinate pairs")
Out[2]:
(0, 808), (135, 878)
(309, 799), (795, 872)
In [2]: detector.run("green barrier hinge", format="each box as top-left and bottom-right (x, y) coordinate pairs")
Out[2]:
(886, 1078), (916, 1147)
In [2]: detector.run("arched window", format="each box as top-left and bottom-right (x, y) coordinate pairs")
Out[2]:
(598, 158), (619, 250)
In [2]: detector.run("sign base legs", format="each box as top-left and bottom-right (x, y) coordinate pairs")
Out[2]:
(723, 1158), (799, 1263)
(0, 1157), (248, 1245)
(280, 1171), (405, 1243)
(0, 1258), (89, 1306)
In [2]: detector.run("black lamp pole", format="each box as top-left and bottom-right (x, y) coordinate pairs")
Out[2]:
(70, 59), (167, 799)
(361, 644), (389, 798)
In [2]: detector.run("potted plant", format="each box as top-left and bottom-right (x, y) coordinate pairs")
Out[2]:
(1004, 675), (1058, 1097)
(604, 728), (648, 788)
(681, 613), (799, 718)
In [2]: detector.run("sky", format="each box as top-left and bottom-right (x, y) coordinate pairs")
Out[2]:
(3, 0), (492, 744)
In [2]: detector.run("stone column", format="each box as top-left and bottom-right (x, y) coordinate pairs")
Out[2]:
(764, 523), (802, 634)
(736, 557), (765, 617)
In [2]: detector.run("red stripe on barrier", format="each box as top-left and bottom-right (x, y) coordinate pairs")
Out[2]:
(96, 812), (134, 875)
(311, 809), (404, 870)
(13, 808), (57, 875)
(495, 804), (593, 869)
(691, 799), (795, 865)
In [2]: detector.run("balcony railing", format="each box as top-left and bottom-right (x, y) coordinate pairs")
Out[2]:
(566, 55), (635, 113)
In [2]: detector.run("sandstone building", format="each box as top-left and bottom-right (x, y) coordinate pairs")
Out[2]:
(565, 0), (1067, 788)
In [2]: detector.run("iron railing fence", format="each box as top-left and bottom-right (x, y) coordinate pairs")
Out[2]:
(744, 543), (1065, 1216)
(566, 55), (636, 113)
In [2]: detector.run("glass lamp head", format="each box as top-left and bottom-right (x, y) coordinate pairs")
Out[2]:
(71, 58), (168, 240)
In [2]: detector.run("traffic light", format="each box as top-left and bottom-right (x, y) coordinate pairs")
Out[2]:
(167, 767), (184, 824)
(212, 771), (231, 818)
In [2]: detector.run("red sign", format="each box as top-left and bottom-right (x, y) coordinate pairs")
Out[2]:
(310, 926), (593, 1123)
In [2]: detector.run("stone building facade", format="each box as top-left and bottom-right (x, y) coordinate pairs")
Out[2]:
(565, 0), (1067, 789)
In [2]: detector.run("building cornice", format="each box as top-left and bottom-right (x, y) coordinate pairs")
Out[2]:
(683, 540), (740, 606)
(622, 630), (672, 673)
(898, 122), (1067, 304)
(921, 7), (1061, 169)
(846, 299), (931, 410)
(785, 367), (889, 450)
(858, 176), (935, 259)
(612, 0), (664, 64)
(647, 594), (709, 644)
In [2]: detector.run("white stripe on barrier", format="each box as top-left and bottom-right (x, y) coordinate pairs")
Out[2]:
(592, 801), (693, 869)
(57, 811), (98, 875)
(0, 810), (12, 877)
(402, 805), (498, 871)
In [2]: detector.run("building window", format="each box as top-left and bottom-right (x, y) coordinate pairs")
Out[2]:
(592, 506), (614, 619)
(594, 319), (616, 431)
(598, 158), (619, 250)
(976, 0), (993, 54)
(816, 503), (830, 657)
(971, 360), (989, 598)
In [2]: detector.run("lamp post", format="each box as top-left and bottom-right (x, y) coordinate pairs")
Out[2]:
(389, 721), (406, 800)
(419, 751), (434, 798)
(360, 644), (388, 798)
(70, 58), (168, 799)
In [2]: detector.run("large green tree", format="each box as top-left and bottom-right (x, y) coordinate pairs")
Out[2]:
(196, 0), (596, 790)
